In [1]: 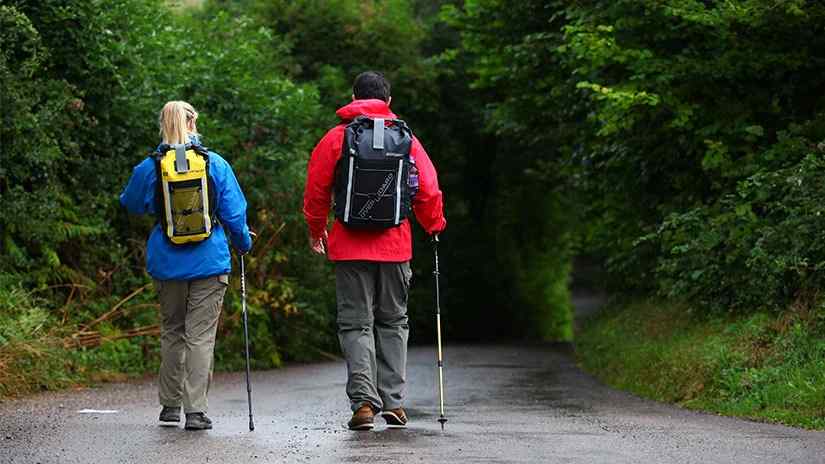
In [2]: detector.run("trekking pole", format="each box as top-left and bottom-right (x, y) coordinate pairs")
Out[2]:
(432, 234), (447, 430)
(240, 254), (255, 431)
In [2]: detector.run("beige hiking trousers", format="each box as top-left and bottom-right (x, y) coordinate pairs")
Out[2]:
(154, 274), (228, 414)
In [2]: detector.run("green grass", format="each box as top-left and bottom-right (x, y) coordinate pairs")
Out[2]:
(576, 299), (825, 430)
(0, 284), (158, 397)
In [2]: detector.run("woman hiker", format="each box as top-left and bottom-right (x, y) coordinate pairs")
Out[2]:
(120, 101), (253, 430)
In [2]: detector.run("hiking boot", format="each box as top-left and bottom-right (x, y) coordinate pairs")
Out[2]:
(347, 404), (375, 431)
(184, 412), (213, 430)
(380, 408), (408, 429)
(158, 406), (180, 424)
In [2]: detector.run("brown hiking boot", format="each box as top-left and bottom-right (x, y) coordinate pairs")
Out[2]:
(380, 408), (408, 429)
(347, 404), (375, 431)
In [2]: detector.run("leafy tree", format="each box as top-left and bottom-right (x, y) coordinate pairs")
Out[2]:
(450, 0), (825, 313)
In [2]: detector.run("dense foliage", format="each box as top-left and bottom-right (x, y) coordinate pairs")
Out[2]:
(450, 0), (825, 430)
(1, 0), (575, 396)
(0, 0), (332, 394)
(450, 0), (825, 313)
(5, 0), (824, 398)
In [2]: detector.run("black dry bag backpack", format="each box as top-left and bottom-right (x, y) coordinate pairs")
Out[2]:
(334, 116), (414, 229)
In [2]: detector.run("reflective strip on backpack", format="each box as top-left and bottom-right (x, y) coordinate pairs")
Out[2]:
(343, 156), (355, 223)
(394, 158), (403, 225)
(372, 118), (385, 150)
(201, 175), (212, 235)
(162, 178), (175, 239)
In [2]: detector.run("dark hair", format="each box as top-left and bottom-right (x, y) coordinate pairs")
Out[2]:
(353, 71), (391, 102)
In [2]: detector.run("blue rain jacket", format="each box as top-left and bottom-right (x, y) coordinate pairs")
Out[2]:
(120, 145), (252, 281)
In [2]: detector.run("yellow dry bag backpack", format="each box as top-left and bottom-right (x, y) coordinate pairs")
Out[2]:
(153, 143), (217, 245)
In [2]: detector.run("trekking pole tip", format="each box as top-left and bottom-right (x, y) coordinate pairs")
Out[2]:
(438, 416), (447, 430)
(249, 418), (255, 431)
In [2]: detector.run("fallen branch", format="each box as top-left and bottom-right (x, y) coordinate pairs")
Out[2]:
(27, 283), (90, 295)
(82, 283), (151, 330)
(64, 324), (160, 349)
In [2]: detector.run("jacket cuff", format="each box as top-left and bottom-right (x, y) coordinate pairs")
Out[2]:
(306, 218), (327, 240)
(233, 235), (252, 254)
(426, 218), (447, 235)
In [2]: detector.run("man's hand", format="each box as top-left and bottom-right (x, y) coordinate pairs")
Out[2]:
(309, 229), (328, 255)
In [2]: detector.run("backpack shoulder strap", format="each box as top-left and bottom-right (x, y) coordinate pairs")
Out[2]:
(192, 144), (219, 224)
(189, 143), (210, 158)
(152, 151), (165, 228)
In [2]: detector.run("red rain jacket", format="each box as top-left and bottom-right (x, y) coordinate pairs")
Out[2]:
(303, 99), (447, 262)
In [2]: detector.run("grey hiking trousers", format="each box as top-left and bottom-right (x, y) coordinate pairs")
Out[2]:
(154, 275), (228, 414)
(335, 261), (412, 412)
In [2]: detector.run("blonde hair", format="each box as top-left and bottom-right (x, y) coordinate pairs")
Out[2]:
(159, 101), (199, 144)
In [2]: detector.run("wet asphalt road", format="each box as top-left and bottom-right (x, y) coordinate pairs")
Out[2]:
(2, 299), (825, 463)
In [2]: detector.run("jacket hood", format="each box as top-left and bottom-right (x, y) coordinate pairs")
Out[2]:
(336, 99), (397, 122)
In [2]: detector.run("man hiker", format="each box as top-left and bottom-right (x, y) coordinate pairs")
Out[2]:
(303, 71), (447, 430)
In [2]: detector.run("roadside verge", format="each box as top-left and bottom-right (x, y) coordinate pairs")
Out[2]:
(575, 298), (825, 430)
